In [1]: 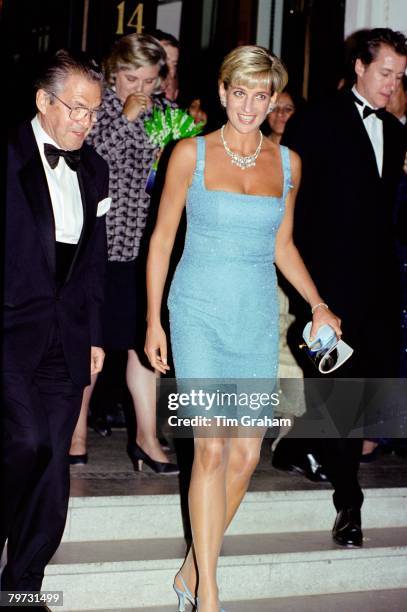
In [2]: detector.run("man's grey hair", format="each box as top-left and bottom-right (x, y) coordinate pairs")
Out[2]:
(34, 49), (104, 95)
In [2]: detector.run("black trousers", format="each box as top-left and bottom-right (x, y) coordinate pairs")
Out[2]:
(277, 310), (400, 512)
(306, 375), (365, 511)
(276, 435), (364, 510)
(276, 376), (364, 511)
(0, 324), (83, 590)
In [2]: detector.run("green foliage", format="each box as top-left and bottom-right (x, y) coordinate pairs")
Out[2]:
(144, 107), (205, 148)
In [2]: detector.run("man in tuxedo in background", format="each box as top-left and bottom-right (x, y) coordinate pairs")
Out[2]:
(1, 50), (109, 600)
(277, 28), (407, 546)
(387, 74), (407, 126)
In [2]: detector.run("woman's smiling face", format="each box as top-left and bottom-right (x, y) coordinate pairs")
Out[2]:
(220, 81), (276, 133)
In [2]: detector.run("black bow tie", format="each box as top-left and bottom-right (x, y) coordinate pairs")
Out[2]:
(44, 143), (81, 171)
(351, 92), (386, 120)
(362, 106), (387, 120)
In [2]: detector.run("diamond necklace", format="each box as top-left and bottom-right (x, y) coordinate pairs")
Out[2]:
(220, 124), (263, 170)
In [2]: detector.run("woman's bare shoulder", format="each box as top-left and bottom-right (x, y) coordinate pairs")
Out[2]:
(173, 137), (197, 157)
(170, 138), (198, 173)
(286, 147), (301, 173)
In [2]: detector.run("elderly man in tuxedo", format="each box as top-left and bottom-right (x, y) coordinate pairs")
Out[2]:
(1, 50), (109, 599)
(277, 28), (407, 547)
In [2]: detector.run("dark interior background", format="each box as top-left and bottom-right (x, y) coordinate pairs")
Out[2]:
(2, 0), (347, 126)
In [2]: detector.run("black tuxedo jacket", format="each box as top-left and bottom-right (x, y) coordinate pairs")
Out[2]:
(283, 89), (405, 374)
(3, 121), (109, 387)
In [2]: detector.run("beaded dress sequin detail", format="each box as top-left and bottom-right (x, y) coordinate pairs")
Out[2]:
(168, 136), (292, 378)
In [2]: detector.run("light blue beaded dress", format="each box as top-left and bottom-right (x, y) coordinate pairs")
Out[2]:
(168, 136), (292, 380)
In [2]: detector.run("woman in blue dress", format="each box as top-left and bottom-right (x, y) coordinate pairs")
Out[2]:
(145, 46), (341, 612)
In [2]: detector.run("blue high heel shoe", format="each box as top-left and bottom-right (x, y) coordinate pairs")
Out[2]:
(173, 574), (196, 611)
(196, 597), (226, 611)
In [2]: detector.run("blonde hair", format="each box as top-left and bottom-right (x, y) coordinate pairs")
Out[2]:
(104, 33), (167, 88)
(219, 45), (288, 94)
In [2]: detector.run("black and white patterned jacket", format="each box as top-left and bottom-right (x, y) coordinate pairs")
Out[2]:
(88, 87), (174, 262)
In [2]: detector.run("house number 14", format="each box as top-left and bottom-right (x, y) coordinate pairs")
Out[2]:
(116, 2), (144, 35)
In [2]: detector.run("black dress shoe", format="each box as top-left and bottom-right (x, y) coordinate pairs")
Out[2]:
(91, 416), (112, 437)
(332, 508), (363, 547)
(272, 451), (328, 482)
(69, 453), (88, 465)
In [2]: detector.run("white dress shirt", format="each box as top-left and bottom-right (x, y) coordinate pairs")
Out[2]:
(351, 86), (384, 177)
(31, 115), (83, 244)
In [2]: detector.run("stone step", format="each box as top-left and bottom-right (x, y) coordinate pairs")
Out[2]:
(80, 588), (407, 612)
(44, 527), (407, 610)
(63, 488), (407, 542)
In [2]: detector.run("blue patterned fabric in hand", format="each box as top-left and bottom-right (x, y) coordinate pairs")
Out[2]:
(168, 136), (293, 382)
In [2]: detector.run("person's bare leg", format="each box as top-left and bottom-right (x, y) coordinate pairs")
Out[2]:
(69, 374), (97, 455)
(187, 437), (227, 611)
(224, 434), (263, 521)
(126, 349), (169, 462)
(177, 433), (264, 607)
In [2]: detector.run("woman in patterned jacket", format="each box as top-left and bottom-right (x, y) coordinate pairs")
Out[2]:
(69, 33), (179, 475)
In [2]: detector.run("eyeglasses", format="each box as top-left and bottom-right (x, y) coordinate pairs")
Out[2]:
(50, 92), (100, 122)
(271, 105), (295, 115)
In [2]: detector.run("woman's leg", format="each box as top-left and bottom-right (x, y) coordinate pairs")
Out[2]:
(224, 434), (264, 522)
(184, 433), (264, 611)
(69, 374), (97, 456)
(126, 349), (170, 463)
(188, 437), (227, 610)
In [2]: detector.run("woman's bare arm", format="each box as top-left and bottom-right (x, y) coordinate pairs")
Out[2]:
(275, 150), (341, 339)
(144, 138), (196, 372)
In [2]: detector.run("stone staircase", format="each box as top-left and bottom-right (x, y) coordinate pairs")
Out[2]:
(43, 488), (407, 611)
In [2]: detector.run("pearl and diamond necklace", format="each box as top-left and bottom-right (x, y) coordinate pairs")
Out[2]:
(220, 125), (263, 170)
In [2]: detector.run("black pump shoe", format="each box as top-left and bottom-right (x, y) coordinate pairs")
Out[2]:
(127, 441), (180, 475)
(332, 508), (363, 547)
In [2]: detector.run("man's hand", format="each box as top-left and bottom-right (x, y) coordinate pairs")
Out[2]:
(90, 346), (105, 375)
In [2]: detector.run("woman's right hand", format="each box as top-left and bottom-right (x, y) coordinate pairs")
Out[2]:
(123, 93), (151, 122)
(145, 323), (170, 374)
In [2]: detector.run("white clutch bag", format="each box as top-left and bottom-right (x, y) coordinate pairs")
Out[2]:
(301, 322), (353, 374)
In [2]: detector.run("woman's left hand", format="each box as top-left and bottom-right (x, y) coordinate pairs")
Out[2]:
(310, 305), (342, 342)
